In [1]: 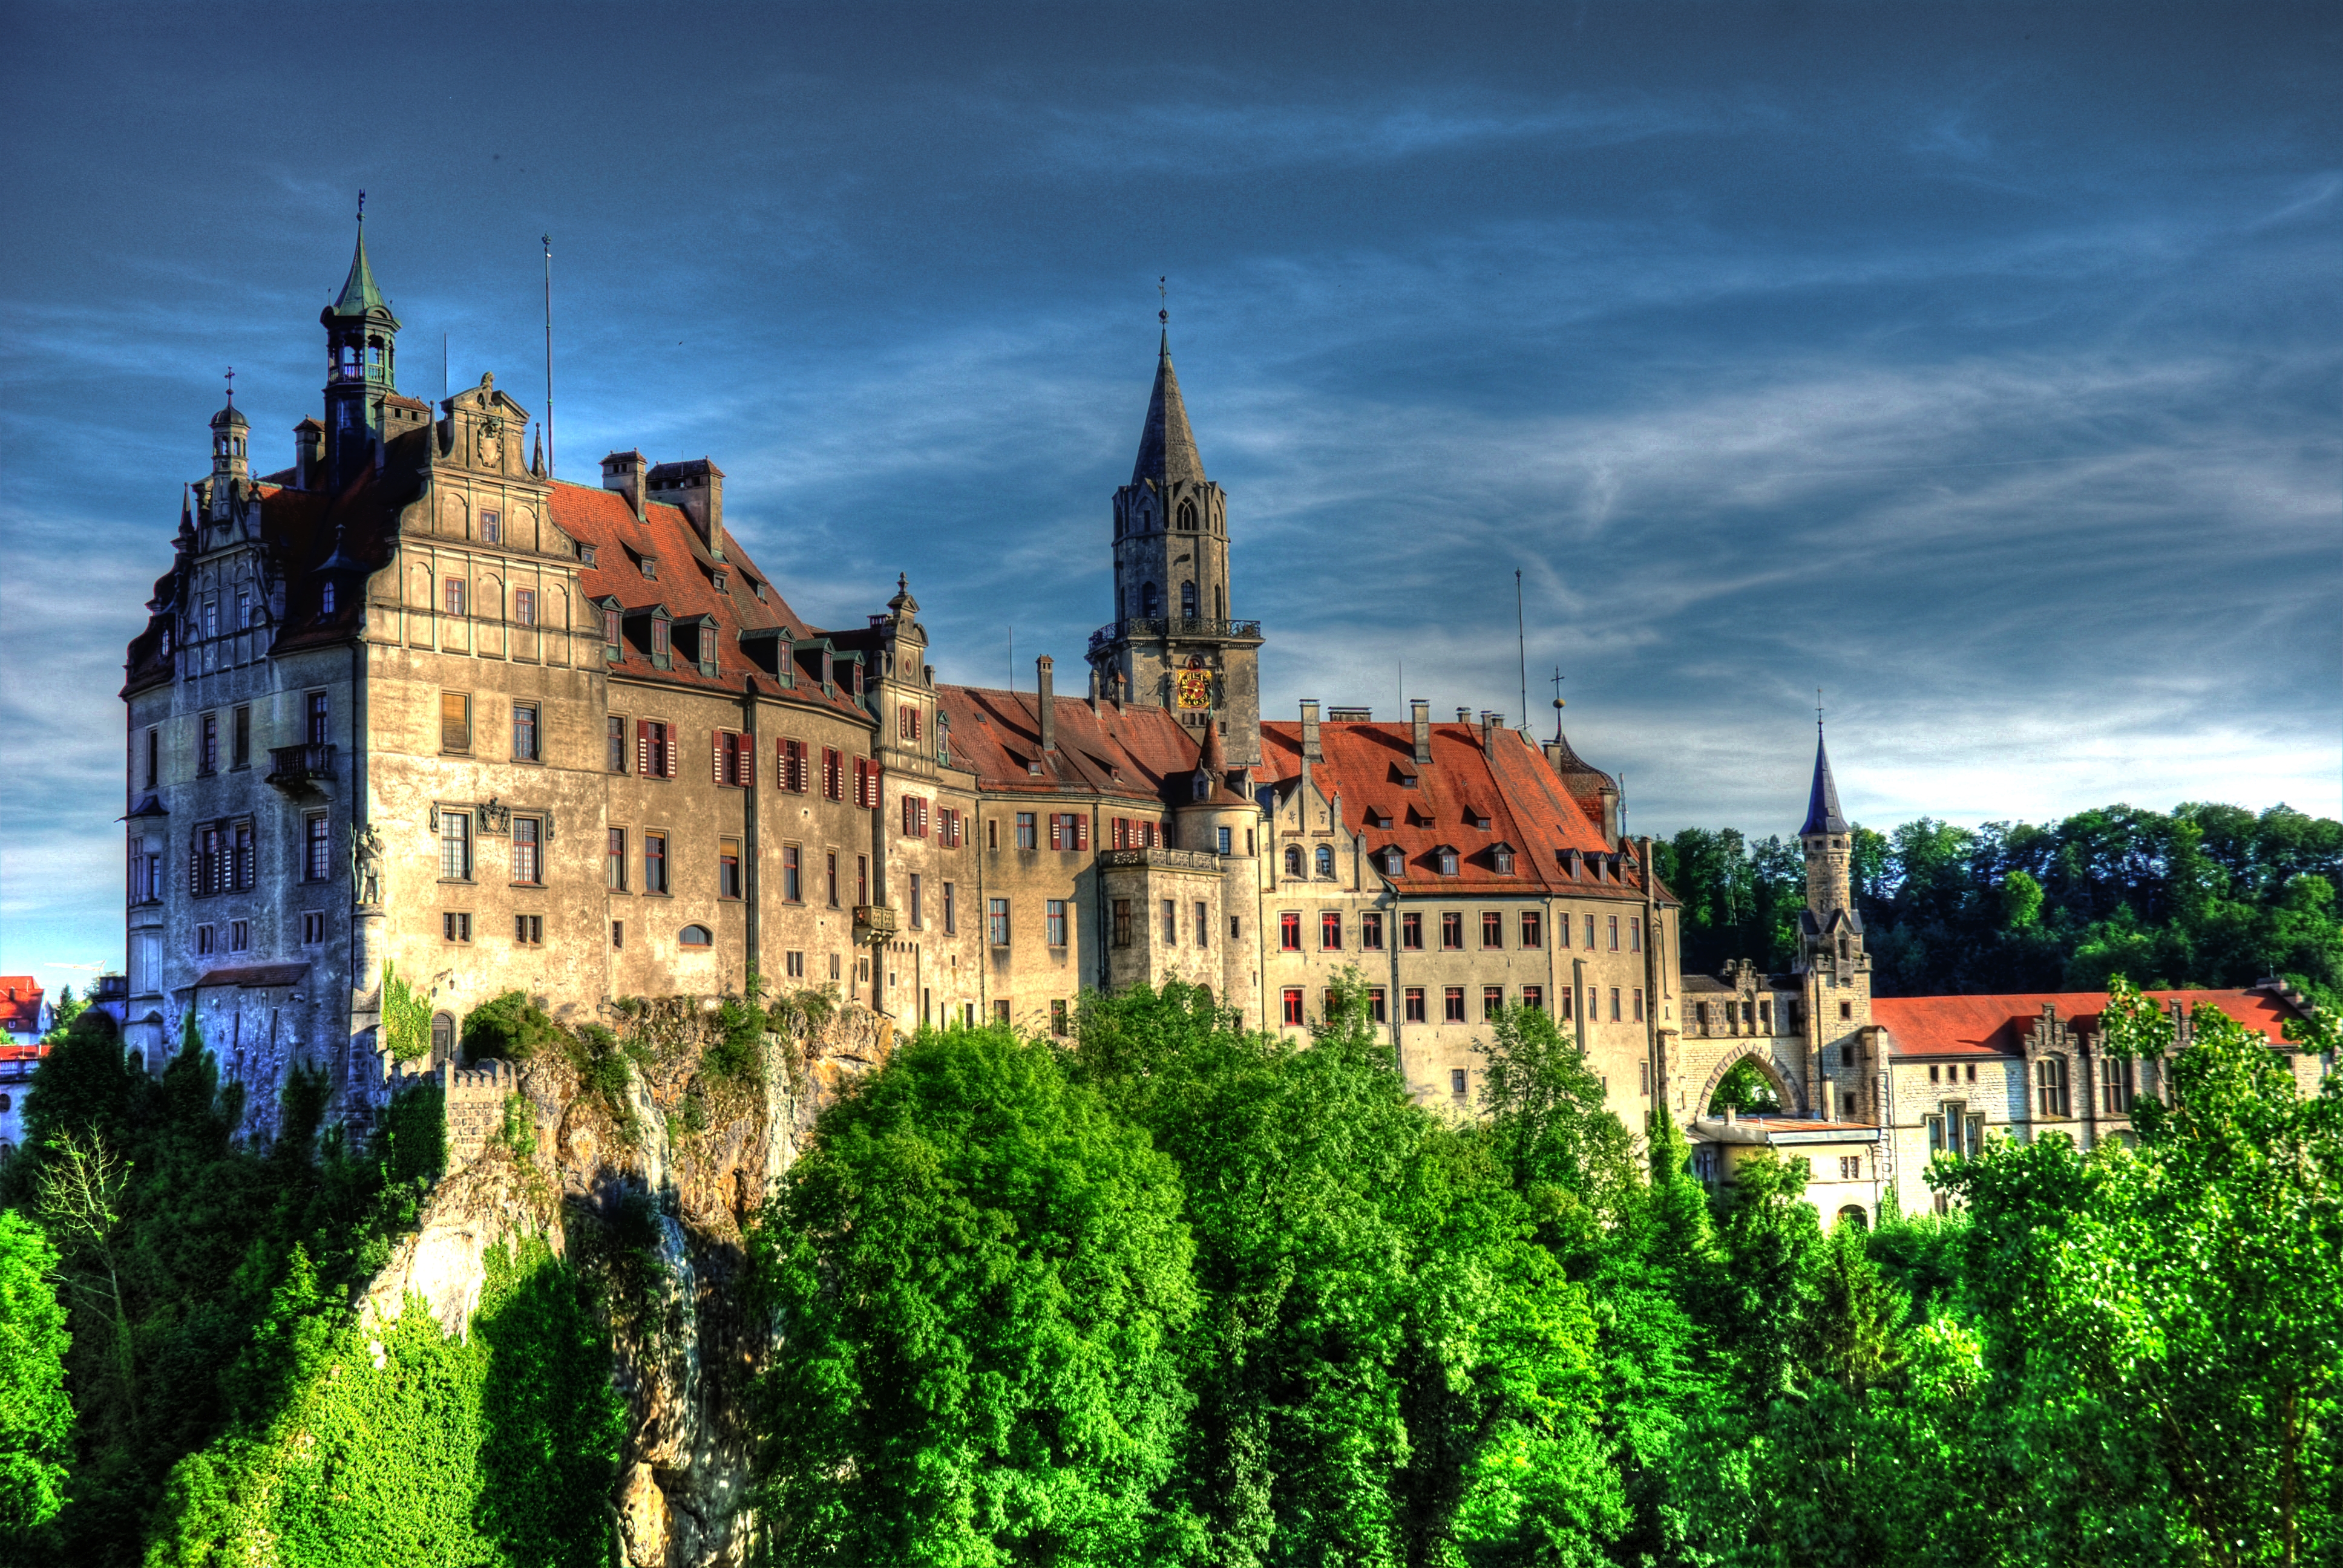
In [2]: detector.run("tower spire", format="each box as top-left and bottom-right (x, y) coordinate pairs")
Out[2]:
(1801, 718), (1849, 837)
(1131, 313), (1204, 486)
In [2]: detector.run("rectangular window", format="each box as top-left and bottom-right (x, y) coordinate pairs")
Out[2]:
(1440, 911), (1464, 950)
(1113, 898), (1132, 947)
(198, 712), (218, 774)
(514, 586), (535, 625)
(719, 838), (742, 899)
(302, 910), (326, 944)
(1321, 911), (1342, 950)
(1520, 910), (1542, 948)
(1841, 1001), (1853, 1020)
(229, 919), (249, 953)
(443, 911), (473, 943)
(853, 756), (879, 809)
(1050, 999), (1069, 1036)
(607, 715), (628, 773)
(1047, 899), (1069, 947)
(857, 855), (869, 906)
(779, 737), (808, 792)
(989, 898), (1011, 947)
(1484, 985), (1504, 1021)
(1015, 812), (1038, 849)
(988, 818), (999, 851)
(1282, 988), (1305, 1027)
(607, 829), (628, 890)
(1194, 901), (1209, 947)
(1404, 987), (1427, 1023)
(146, 727), (159, 788)
(1444, 986), (1467, 1023)
(644, 832), (669, 895)
(652, 618), (670, 659)
(1162, 898), (1178, 944)
(1368, 987), (1388, 1023)
(776, 844), (801, 903)
(439, 811), (471, 880)
(511, 817), (542, 885)
(993, 999), (1011, 1025)
(445, 578), (467, 617)
(512, 701), (540, 762)
(196, 924), (215, 956)
(1360, 912), (1384, 950)
(480, 509), (501, 545)
(1634, 988), (1646, 1022)
(1279, 911), (1302, 951)
(612, 920), (623, 949)
(824, 748), (844, 800)
(785, 950), (805, 979)
(1608, 915), (1620, 950)
(944, 882), (956, 934)
(1610, 987), (1622, 1022)
(515, 913), (543, 946)
(909, 873), (923, 927)
(304, 812), (332, 881)
(232, 705), (251, 768)
(1481, 910), (1503, 949)
(1452, 1068), (1469, 1099)
(827, 852), (839, 907)
(1584, 913), (1596, 949)
(1402, 912), (1423, 949)
(1630, 918), (1642, 953)
(637, 720), (672, 779)
(441, 691), (472, 752)
(306, 691), (330, 747)
(2101, 1057), (2134, 1114)
(1217, 826), (1232, 855)
(1323, 988), (1342, 1019)
(604, 607), (621, 650)
(1561, 988), (1574, 1020)
(1522, 985), (1544, 1011)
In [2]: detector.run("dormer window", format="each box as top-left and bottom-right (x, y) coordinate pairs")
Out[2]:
(603, 607), (621, 650)
(1381, 846), (1405, 878)
(321, 582), (337, 615)
(712, 570), (727, 593)
(1491, 843), (1516, 875)
(1436, 845), (1460, 877)
(1192, 771), (1210, 802)
(641, 555), (658, 581)
(1469, 812), (1492, 831)
(652, 616), (670, 664)
(752, 579), (765, 601)
(579, 544), (598, 567)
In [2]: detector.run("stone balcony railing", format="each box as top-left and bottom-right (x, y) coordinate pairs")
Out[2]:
(1087, 616), (1264, 653)
(265, 742), (336, 792)
(1097, 847), (1222, 873)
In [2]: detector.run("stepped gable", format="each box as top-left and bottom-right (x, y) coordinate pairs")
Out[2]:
(1254, 719), (1674, 903)
(551, 480), (863, 717)
(936, 684), (1201, 803)
(1869, 988), (2301, 1059)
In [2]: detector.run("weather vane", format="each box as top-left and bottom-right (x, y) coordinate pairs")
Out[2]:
(224, 366), (234, 404)
(1158, 275), (1167, 328)
(357, 189), (365, 223)
(1817, 687), (1825, 731)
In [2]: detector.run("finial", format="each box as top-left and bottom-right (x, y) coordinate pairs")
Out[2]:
(1548, 667), (1566, 740)
(224, 366), (234, 405)
(356, 189), (365, 224)
(1158, 275), (1167, 329)
(898, 572), (908, 593)
(1817, 687), (1824, 733)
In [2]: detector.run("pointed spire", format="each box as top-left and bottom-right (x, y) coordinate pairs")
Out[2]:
(532, 423), (545, 477)
(1801, 721), (1849, 837)
(1130, 331), (1206, 487)
(328, 195), (394, 322)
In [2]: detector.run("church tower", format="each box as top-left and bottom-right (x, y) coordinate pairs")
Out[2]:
(320, 203), (401, 491)
(1798, 723), (1873, 1119)
(1087, 327), (1263, 766)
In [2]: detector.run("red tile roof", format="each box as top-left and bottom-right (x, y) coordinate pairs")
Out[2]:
(1253, 720), (1670, 903)
(1870, 988), (2301, 1059)
(0, 978), (44, 1037)
(935, 687), (1202, 803)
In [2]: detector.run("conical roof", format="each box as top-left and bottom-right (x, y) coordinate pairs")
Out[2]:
(1800, 727), (1850, 837)
(327, 226), (396, 324)
(1130, 332), (1206, 486)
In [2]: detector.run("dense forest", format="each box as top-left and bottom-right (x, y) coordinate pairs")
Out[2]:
(1, 799), (2337, 1566)
(1653, 801), (2343, 1005)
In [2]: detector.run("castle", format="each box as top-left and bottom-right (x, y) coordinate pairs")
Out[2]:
(119, 218), (2324, 1219)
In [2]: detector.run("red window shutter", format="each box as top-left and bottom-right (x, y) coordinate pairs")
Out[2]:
(638, 722), (649, 778)
(1076, 815), (1089, 850)
(713, 732), (725, 785)
(1050, 815), (1064, 851)
(664, 724), (677, 778)
(740, 743), (754, 788)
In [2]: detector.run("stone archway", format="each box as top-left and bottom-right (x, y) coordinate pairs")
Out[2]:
(1696, 1042), (1806, 1118)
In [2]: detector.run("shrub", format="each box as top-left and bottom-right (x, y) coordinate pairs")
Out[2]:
(462, 991), (559, 1063)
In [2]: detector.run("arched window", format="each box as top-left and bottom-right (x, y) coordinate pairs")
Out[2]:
(1141, 582), (1159, 617)
(1181, 581), (1197, 618)
(1383, 847), (1405, 878)
(430, 1011), (456, 1066)
(321, 582), (337, 615)
(1285, 846), (1303, 878)
(1192, 770), (1210, 802)
(2036, 1056), (2068, 1117)
(1314, 846), (1334, 879)
(1836, 1205), (1869, 1231)
(1178, 498), (1198, 531)
(680, 924), (713, 948)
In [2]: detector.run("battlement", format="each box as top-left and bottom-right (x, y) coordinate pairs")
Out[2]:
(385, 1056), (519, 1162)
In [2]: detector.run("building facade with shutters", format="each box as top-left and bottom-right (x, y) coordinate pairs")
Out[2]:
(119, 218), (1676, 1141)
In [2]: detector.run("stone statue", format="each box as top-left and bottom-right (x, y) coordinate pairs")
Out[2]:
(351, 823), (383, 906)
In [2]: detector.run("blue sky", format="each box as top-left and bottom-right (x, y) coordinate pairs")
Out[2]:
(2, 2), (2336, 998)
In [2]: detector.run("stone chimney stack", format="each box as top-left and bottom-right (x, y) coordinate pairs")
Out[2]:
(1087, 665), (1101, 713)
(1411, 699), (1432, 765)
(1300, 698), (1322, 762)
(648, 459), (726, 561)
(600, 450), (647, 523)
(1036, 655), (1056, 751)
(293, 420), (324, 490)
(1480, 710), (1501, 751)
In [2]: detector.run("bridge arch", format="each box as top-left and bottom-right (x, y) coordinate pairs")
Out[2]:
(1696, 1042), (1807, 1118)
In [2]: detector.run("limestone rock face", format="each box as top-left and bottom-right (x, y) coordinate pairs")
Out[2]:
(355, 993), (893, 1568)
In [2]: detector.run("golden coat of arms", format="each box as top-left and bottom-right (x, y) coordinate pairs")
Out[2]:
(1175, 659), (1213, 710)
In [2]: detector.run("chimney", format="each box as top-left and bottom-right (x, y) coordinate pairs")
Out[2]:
(1300, 699), (1322, 762)
(1411, 699), (1432, 764)
(648, 459), (726, 560)
(1087, 665), (1101, 713)
(600, 450), (647, 523)
(1480, 710), (1501, 750)
(293, 420), (324, 490)
(1601, 783), (1621, 849)
(1457, 707), (1472, 724)
(1036, 655), (1056, 751)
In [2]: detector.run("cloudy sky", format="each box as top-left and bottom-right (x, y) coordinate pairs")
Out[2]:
(2, 3), (2336, 995)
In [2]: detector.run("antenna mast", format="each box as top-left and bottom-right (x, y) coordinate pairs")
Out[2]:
(542, 234), (555, 479)
(1515, 569), (1527, 734)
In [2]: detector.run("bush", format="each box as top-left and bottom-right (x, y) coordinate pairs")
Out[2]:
(461, 991), (559, 1063)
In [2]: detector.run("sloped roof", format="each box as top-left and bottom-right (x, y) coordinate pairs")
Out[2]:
(1801, 727), (1849, 836)
(0, 978), (42, 1037)
(1130, 333), (1206, 488)
(1870, 988), (2302, 1059)
(1253, 719), (1674, 904)
(936, 686), (1201, 803)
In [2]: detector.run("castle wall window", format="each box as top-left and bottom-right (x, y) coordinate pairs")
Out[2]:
(1561, 988), (1573, 1020)
(1194, 901), (1210, 947)
(229, 919), (249, 953)
(1050, 999), (1070, 1036)
(1161, 899), (1178, 944)
(612, 920), (623, 949)
(637, 720), (674, 779)
(439, 812), (472, 881)
(1280, 912), (1302, 951)
(1609, 987), (1622, 1022)
(506, 817), (542, 885)
(651, 618), (670, 662)
(513, 702), (540, 763)
(444, 580), (467, 618)
(853, 756), (880, 809)
(1141, 582), (1159, 616)
(306, 692), (330, 747)
(1582, 913), (1596, 949)
(989, 898), (1011, 947)
(1481, 910), (1503, 949)
(1113, 899), (1132, 947)
(1049, 812), (1084, 850)
(1630, 918), (1642, 953)
(196, 923), (215, 955)
(1402, 913), (1423, 950)
(898, 704), (922, 742)
(1047, 900), (1069, 948)
(1015, 812), (1038, 850)
(644, 832), (669, 895)
(1404, 987), (1427, 1023)
(442, 914), (471, 945)
(608, 829), (627, 890)
(1181, 582), (1197, 617)
(680, 925), (713, 948)
(1321, 912), (1342, 950)
(198, 713), (218, 774)
(145, 728), (159, 788)
(1286, 846), (1303, 878)
(480, 510), (500, 545)
(1483, 985), (1504, 1021)
(1519, 910), (1542, 948)
(1383, 847), (1405, 878)
(1492, 844), (1515, 874)
(1282, 988), (1305, 1027)
(1523, 985), (1543, 1011)
(827, 852), (839, 906)
(719, 838), (742, 899)
(514, 587), (535, 624)
(780, 843), (802, 903)
(1608, 915), (1619, 950)
(1362, 912), (1384, 949)
(1451, 1069), (1468, 1098)
(301, 910), (326, 944)
(2036, 1056), (2069, 1117)
(1840, 1001), (1853, 1019)
(231, 706), (251, 769)
(604, 608), (622, 649)
(1634, 988), (1646, 1022)
(607, 716), (628, 773)
(908, 874), (923, 927)
(304, 812), (332, 881)
(944, 882), (957, 935)
(1444, 987), (1467, 1023)
(1368, 987), (1388, 1023)
(2101, 1056), (2134, 1114)
(1178, 498), (1198, 531)
(857, 855), (870, 905)
(1314, 845), (1334, 879)
(515, 913), (543, 946)
(441, 693), (473, 753)
(1217, 826), (1232, 855)
(1440, 912), (1464, 950)
(778, 737), (808, 792)
(823, 747), (843, 800)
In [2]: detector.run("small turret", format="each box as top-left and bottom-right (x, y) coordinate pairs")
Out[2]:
(320, 194), (402, 491)
(207, 373), (250, 520)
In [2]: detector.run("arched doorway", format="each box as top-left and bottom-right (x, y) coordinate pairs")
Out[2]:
(1836, 1205), (1869, 1231)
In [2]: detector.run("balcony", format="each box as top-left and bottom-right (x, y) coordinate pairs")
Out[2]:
(853, 904), (899, 944)
(1098, 846), (1222, 874)
(1088, 616), (1264, 653)
(265, 742), (336, 793)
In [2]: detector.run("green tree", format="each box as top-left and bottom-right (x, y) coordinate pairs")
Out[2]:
(1936, 978), (2343, 1566)
(753, 1025), (1199, 1567)
(0, 1210), (73, 1538)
